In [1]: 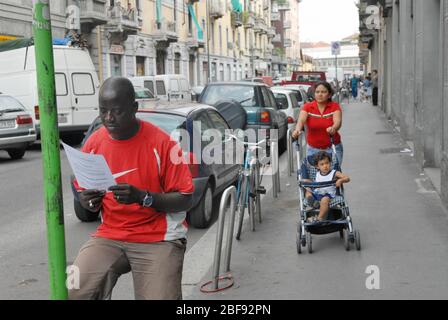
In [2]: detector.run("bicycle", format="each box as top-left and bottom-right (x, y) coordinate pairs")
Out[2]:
(228, 134), (267, 240)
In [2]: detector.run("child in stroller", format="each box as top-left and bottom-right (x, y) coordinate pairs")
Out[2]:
(303, 151), (350, 222)
(295, 139), (360, 253)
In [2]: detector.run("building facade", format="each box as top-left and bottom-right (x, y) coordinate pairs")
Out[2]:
(358, 0), (448, 209)
(1, 0), (303, 85)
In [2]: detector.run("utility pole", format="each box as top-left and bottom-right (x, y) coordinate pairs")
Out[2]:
(32, 0), (68, 299)
(206, 0), (211, 83)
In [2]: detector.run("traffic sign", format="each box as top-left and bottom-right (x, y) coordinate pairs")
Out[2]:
(331, 41), (341, 55)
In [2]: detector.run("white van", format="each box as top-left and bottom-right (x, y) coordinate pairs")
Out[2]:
(129, 74), (191, 102)
(0, 42), (100, 140)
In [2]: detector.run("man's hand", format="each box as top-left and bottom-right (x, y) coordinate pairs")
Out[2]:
(79, 189), (106, 212)
(108, 184), (146, 205)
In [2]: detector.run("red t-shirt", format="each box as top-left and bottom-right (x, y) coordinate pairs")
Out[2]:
(79, 120), (194, 243)
(302, 101), (342, 149)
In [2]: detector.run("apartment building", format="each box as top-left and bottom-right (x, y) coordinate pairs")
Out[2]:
(0, 0), (300, 85)
(358, 0), (448, 209)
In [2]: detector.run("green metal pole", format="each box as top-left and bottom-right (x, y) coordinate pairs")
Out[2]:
(32, 0), (68, 300)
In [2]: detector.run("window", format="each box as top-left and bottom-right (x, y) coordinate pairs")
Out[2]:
(207, 110), (230, 135)
(72, 73), (95, 95)
(290, 92), (299, 108)
(273, 93), (288, 109)
(136, 56), (145, 76)
(143, 80), (155, 95)
(200, 85), (256, 108)
(170, 79), (180, 92)
(55, 73), (67, 96)
(180, 79), (189, 91)
(174, 53), (181, 74)
(110, 54), (122, 76)
(261, 87), (273, 108)
(156, 80), (166, 95)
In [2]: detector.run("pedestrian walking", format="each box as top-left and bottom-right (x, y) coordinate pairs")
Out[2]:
(350, 75), (359, 100)
(291, 81), (344, 166)
(69, 77), (194, 300)
(363, 76), (372, 103)
(372, 70), (379, 106)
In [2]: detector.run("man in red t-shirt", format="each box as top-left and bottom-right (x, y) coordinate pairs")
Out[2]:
(69, 77), (194, 300)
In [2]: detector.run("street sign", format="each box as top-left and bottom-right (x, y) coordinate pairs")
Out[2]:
(331, 41), (341, 55)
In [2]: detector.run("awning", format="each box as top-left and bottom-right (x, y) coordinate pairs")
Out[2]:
(156, 0), (162, 24)
(0, 38), (33, 52)
(188, 4), (203, 41)
(231, 0), (242, 12)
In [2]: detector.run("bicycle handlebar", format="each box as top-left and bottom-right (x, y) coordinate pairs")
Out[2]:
(227, 133), (266, 148)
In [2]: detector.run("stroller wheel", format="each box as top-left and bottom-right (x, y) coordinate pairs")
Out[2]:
(354, 230), (361, 251)
(296, 225), (302, 254)
(344, 229), (351, 251)
(339, 230), (344, 239)
(306, 232), (313, 254)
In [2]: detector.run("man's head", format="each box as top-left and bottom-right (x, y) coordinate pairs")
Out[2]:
(99, 77), (139, 140)
(314, 151), (332, 175)
(373, 70), (378, 75)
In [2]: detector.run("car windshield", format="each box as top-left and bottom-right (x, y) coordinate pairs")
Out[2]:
(201, 85), (256, 107)
(135, 88), (155, 99)
(137, 113), (186, 135)
(0, 96), (25, 112)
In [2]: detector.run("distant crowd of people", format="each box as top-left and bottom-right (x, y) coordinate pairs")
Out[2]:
(342, 70), (378, 105)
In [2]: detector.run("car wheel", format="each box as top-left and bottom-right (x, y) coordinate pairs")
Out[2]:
(7, 148), (26, 160)
(74, 198), (100, 222)
(188, 183), (213, 228)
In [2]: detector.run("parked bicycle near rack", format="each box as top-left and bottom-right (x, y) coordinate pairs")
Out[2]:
(228, 134), (268, 240)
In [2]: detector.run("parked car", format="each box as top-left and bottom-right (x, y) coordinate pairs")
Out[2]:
(271, 88), (300, 130)
(0, 93), (36, 159)
(198, 82), (288, 149)
(0, 39), (100, 142)
(276, 84), (310, 106)
(72, 103), (240, 228)
(134, 86), (159, 109)
(191, 86), (204, 102)
(129, 74), (192, 103)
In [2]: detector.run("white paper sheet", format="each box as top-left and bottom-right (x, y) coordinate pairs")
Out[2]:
(62, 142), (116, 191)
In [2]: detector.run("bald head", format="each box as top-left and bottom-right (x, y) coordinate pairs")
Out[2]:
(99, 77), (136, 108)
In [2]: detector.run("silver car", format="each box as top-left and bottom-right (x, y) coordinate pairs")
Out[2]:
(0, 93), (36, 159)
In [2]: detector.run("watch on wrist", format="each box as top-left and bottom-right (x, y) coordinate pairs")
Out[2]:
(141, 192), (154, 208)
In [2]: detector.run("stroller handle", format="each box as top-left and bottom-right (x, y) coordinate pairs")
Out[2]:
(299, 181), (337, 189)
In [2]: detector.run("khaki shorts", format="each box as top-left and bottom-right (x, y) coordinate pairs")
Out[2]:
(68, 237), (186, 300)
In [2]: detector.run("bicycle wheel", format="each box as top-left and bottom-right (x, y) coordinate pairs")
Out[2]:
(235, 175), (247, 240)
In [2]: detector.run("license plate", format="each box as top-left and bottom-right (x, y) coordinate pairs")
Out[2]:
(0, 120), (15, 129)
(58, 114), (68, 123)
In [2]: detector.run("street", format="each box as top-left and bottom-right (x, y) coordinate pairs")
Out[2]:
(1, 101), (448, 299)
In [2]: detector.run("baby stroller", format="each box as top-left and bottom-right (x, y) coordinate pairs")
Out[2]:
(295, 137), (361, 254)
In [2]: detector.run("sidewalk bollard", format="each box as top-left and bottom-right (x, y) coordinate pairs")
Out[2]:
(200, 186), (237, 292)
(287, 129), (294, 176)
(271, 140), (279, 198)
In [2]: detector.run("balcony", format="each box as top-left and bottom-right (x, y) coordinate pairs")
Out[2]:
(267, 26), (276, 38)
(263, 0), (270, 10)
(254, 17), (264, 33)
(106, 3), (140, 34)
(210, 0), (226, 19)
(231, 11), (243, 28)
(243, 13), (255, 28)
(272, 33), (282, 43)
(153, 20), (178, 47)
(284, 38), (292, 47)
(283, 20), (291, 29)
(277, 2), (291, 11)
(187, 32), (205, 49)
(271, 12), (280, 21)
(252, 48), (262, 59)
(79, 0), (108, 31)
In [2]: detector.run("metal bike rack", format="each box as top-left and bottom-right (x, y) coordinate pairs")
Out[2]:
(271, 139), (281, 198)
(287, 129), (295, 176)
(203, 186), (237, 291)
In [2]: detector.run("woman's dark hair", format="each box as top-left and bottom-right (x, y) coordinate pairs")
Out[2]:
(314, 81), (334, 101)
(314, 151), (332, 164)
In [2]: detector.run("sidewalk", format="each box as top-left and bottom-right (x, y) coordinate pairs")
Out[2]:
(184, 101), (448, 300)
